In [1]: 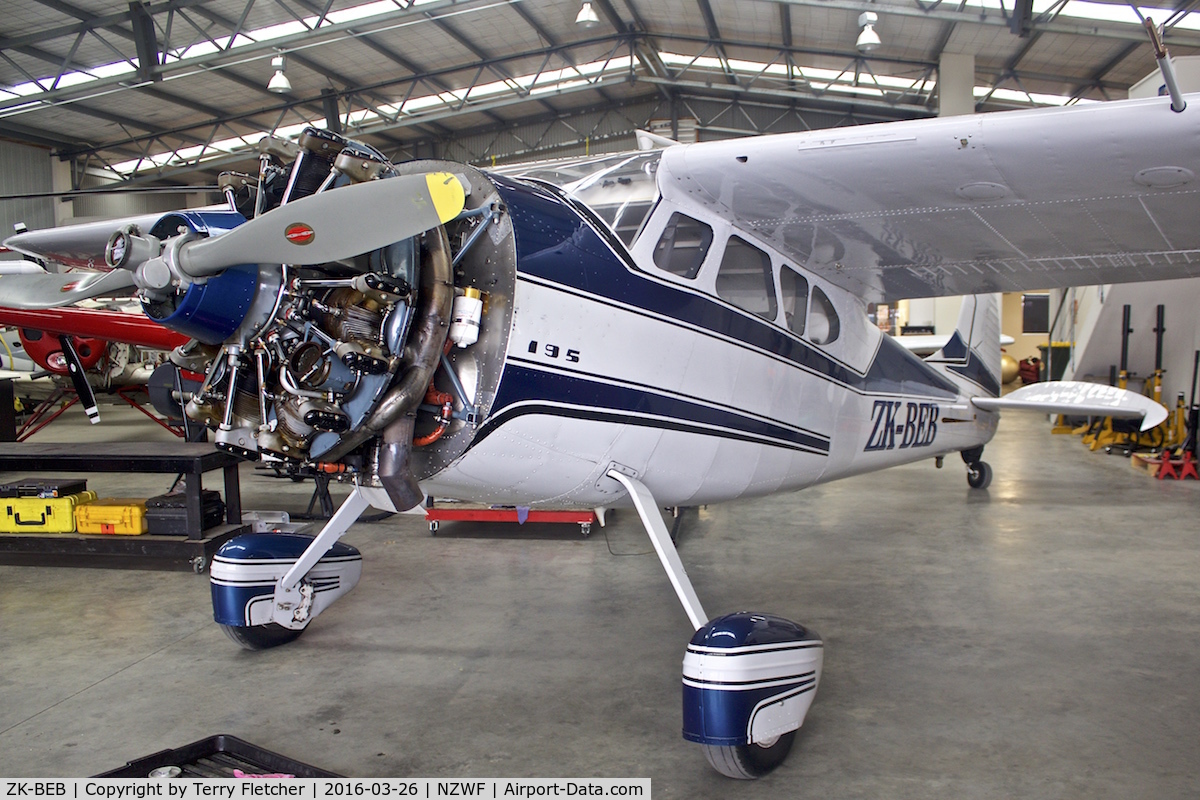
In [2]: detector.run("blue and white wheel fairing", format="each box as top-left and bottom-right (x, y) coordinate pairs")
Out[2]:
(683, 612), (823, 779)
(210, 533), (363, 649)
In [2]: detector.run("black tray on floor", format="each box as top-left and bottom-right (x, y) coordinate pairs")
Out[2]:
(93, 734), (342, 778)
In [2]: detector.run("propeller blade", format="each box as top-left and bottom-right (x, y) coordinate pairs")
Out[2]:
(0, 269), (137, 309)
(58, 335), (100, 425)
(180, 172), (466, 276)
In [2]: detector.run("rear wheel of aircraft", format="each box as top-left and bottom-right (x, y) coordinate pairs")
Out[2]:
(219, 623), (304, 650)
(967, 461), (993, 489)
(703, 731), (795, 779)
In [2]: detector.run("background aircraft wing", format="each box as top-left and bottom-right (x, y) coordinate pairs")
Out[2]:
(5, 209), (223, 268)
(658, 94), (1200, 304)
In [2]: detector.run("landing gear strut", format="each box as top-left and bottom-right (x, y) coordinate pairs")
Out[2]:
(608, 469), (823, 780)
(961, 447), (993, 489)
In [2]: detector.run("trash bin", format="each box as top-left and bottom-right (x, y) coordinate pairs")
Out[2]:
(1038, 343), (1072, 381)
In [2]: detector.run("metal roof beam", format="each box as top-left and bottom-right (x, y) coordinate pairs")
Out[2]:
(695, 0), (738, 86)
(1003, 30), (1043, 72)
(1067, 40), (1142, 97)
(52, 27), (1128, 162)
(620, 0), (651, 33)
(423, 11), (561, 118)
(0, 0), (209, 52)
(105, 72), (649, 184)
(283, 0), (485, 131)
(188, 2), (458, 138)
(0, 119), (85, 148)
(0, 0), (516, 111)
(129, 1), (161, 82)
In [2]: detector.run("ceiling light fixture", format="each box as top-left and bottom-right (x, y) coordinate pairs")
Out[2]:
(576, 1), (600, 27)
(856, 12), (882, 52)
(267, 54), (292, 93)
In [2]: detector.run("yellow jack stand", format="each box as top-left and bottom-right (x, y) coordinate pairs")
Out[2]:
(1163, 394), (1188, 450)
(1085, 369), (1132, 451)
(1051, 414), (1075, 434)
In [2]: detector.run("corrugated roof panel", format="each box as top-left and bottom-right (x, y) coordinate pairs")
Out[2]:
(1016, 32), (1129, 80)
(711, 1), (787, 46)
(628, 0), (710, 39)
(1, 0), (76, 33)
(441, 5), (549, 56)
(945, 22), (1028, 61)
(786, 4), (861, 52)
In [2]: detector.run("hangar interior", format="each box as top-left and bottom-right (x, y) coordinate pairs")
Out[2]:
(0, 0), (1198, 793)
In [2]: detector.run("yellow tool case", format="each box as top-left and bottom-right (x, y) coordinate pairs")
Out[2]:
(75, 498), (149, 535)
(0, 491), (98, 533)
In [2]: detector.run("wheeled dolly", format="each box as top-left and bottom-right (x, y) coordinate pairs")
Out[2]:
(424, 500), (596, 536)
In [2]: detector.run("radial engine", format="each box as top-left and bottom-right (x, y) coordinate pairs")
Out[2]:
(150, 128), (516, 510)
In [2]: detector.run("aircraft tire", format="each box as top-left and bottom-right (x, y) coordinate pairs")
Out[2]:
(702, 731), (795, 779)
(219, 622), (304, 650)
(967, 461), (993, 490)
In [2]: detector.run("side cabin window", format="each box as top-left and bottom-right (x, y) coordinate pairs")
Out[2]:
(653, 213), (713, 279)
(715, 236), (777, 320)
(779, 265), (808, 336)
(808, 286), (840, 344)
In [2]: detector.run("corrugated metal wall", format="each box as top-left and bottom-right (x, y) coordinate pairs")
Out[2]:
(71, 190), (192, 221)
(0, 140), (54, 260)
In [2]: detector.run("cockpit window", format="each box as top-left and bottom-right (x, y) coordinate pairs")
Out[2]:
(809, 286), (840, 344)
(780, 265), (808, 336)
(653, 213), (713, 279)
(495, 151), (661, 246)
(716, 236), (777, 320)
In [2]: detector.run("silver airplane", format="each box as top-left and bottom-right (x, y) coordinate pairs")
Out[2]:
(3, 91), (1192, 778)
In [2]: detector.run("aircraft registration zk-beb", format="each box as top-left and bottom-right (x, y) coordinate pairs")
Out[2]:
(3, 92), (1193, 778)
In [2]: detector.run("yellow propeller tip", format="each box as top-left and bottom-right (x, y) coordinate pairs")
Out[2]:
(425, 172), (467, 223)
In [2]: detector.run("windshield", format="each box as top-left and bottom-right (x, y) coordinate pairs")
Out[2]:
(494, 150), (662, 246)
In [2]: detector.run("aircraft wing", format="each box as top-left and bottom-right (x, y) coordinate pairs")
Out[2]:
(5, 206), (230, 268)
(658, 94), (1200, 304)
(973, 381), (1168, 431)
(0, 306), (188, 351)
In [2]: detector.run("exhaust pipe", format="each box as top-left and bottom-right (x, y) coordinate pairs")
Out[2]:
(320, 224), (454, 511)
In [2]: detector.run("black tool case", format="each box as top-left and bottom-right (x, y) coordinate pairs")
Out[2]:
(93, 734), (341, 778)
(145, 489), (225, 535)
(0, 477), (88, 498)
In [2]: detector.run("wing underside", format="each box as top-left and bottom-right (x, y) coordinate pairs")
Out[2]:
(658, 94), (1200, 303)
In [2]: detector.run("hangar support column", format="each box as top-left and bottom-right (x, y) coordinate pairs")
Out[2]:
(906, 53), (977, 332)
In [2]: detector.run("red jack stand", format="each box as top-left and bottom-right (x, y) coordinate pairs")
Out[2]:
(1155, 452), (1199, 480)
(424, 499), (596, 536)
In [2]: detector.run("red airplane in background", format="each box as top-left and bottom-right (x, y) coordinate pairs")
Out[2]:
(0, 303), (191, 439)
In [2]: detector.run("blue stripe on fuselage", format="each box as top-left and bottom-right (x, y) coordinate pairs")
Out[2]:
(473, 361), (831, 454)
(926, 331), (1001, 397)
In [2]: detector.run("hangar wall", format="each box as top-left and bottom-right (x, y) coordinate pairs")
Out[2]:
(1061, 280), (1200, 406)
(0, 140), (54, 258)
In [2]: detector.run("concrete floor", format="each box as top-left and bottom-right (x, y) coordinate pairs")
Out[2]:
(1, 399), (1198, 797)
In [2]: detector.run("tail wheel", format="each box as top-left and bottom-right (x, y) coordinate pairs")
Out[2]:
(703, 731), (796, 780)
(967, 460), (993, 489)
(219, 623), (304, 650)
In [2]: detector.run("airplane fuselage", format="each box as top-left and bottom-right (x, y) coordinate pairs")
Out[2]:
(421, 175), (998, 509)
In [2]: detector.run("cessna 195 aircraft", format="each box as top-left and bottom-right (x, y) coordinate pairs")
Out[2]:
(3, 90), (1193, 779)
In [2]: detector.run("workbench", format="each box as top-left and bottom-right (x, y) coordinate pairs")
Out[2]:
(0, 442), (247, 572)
